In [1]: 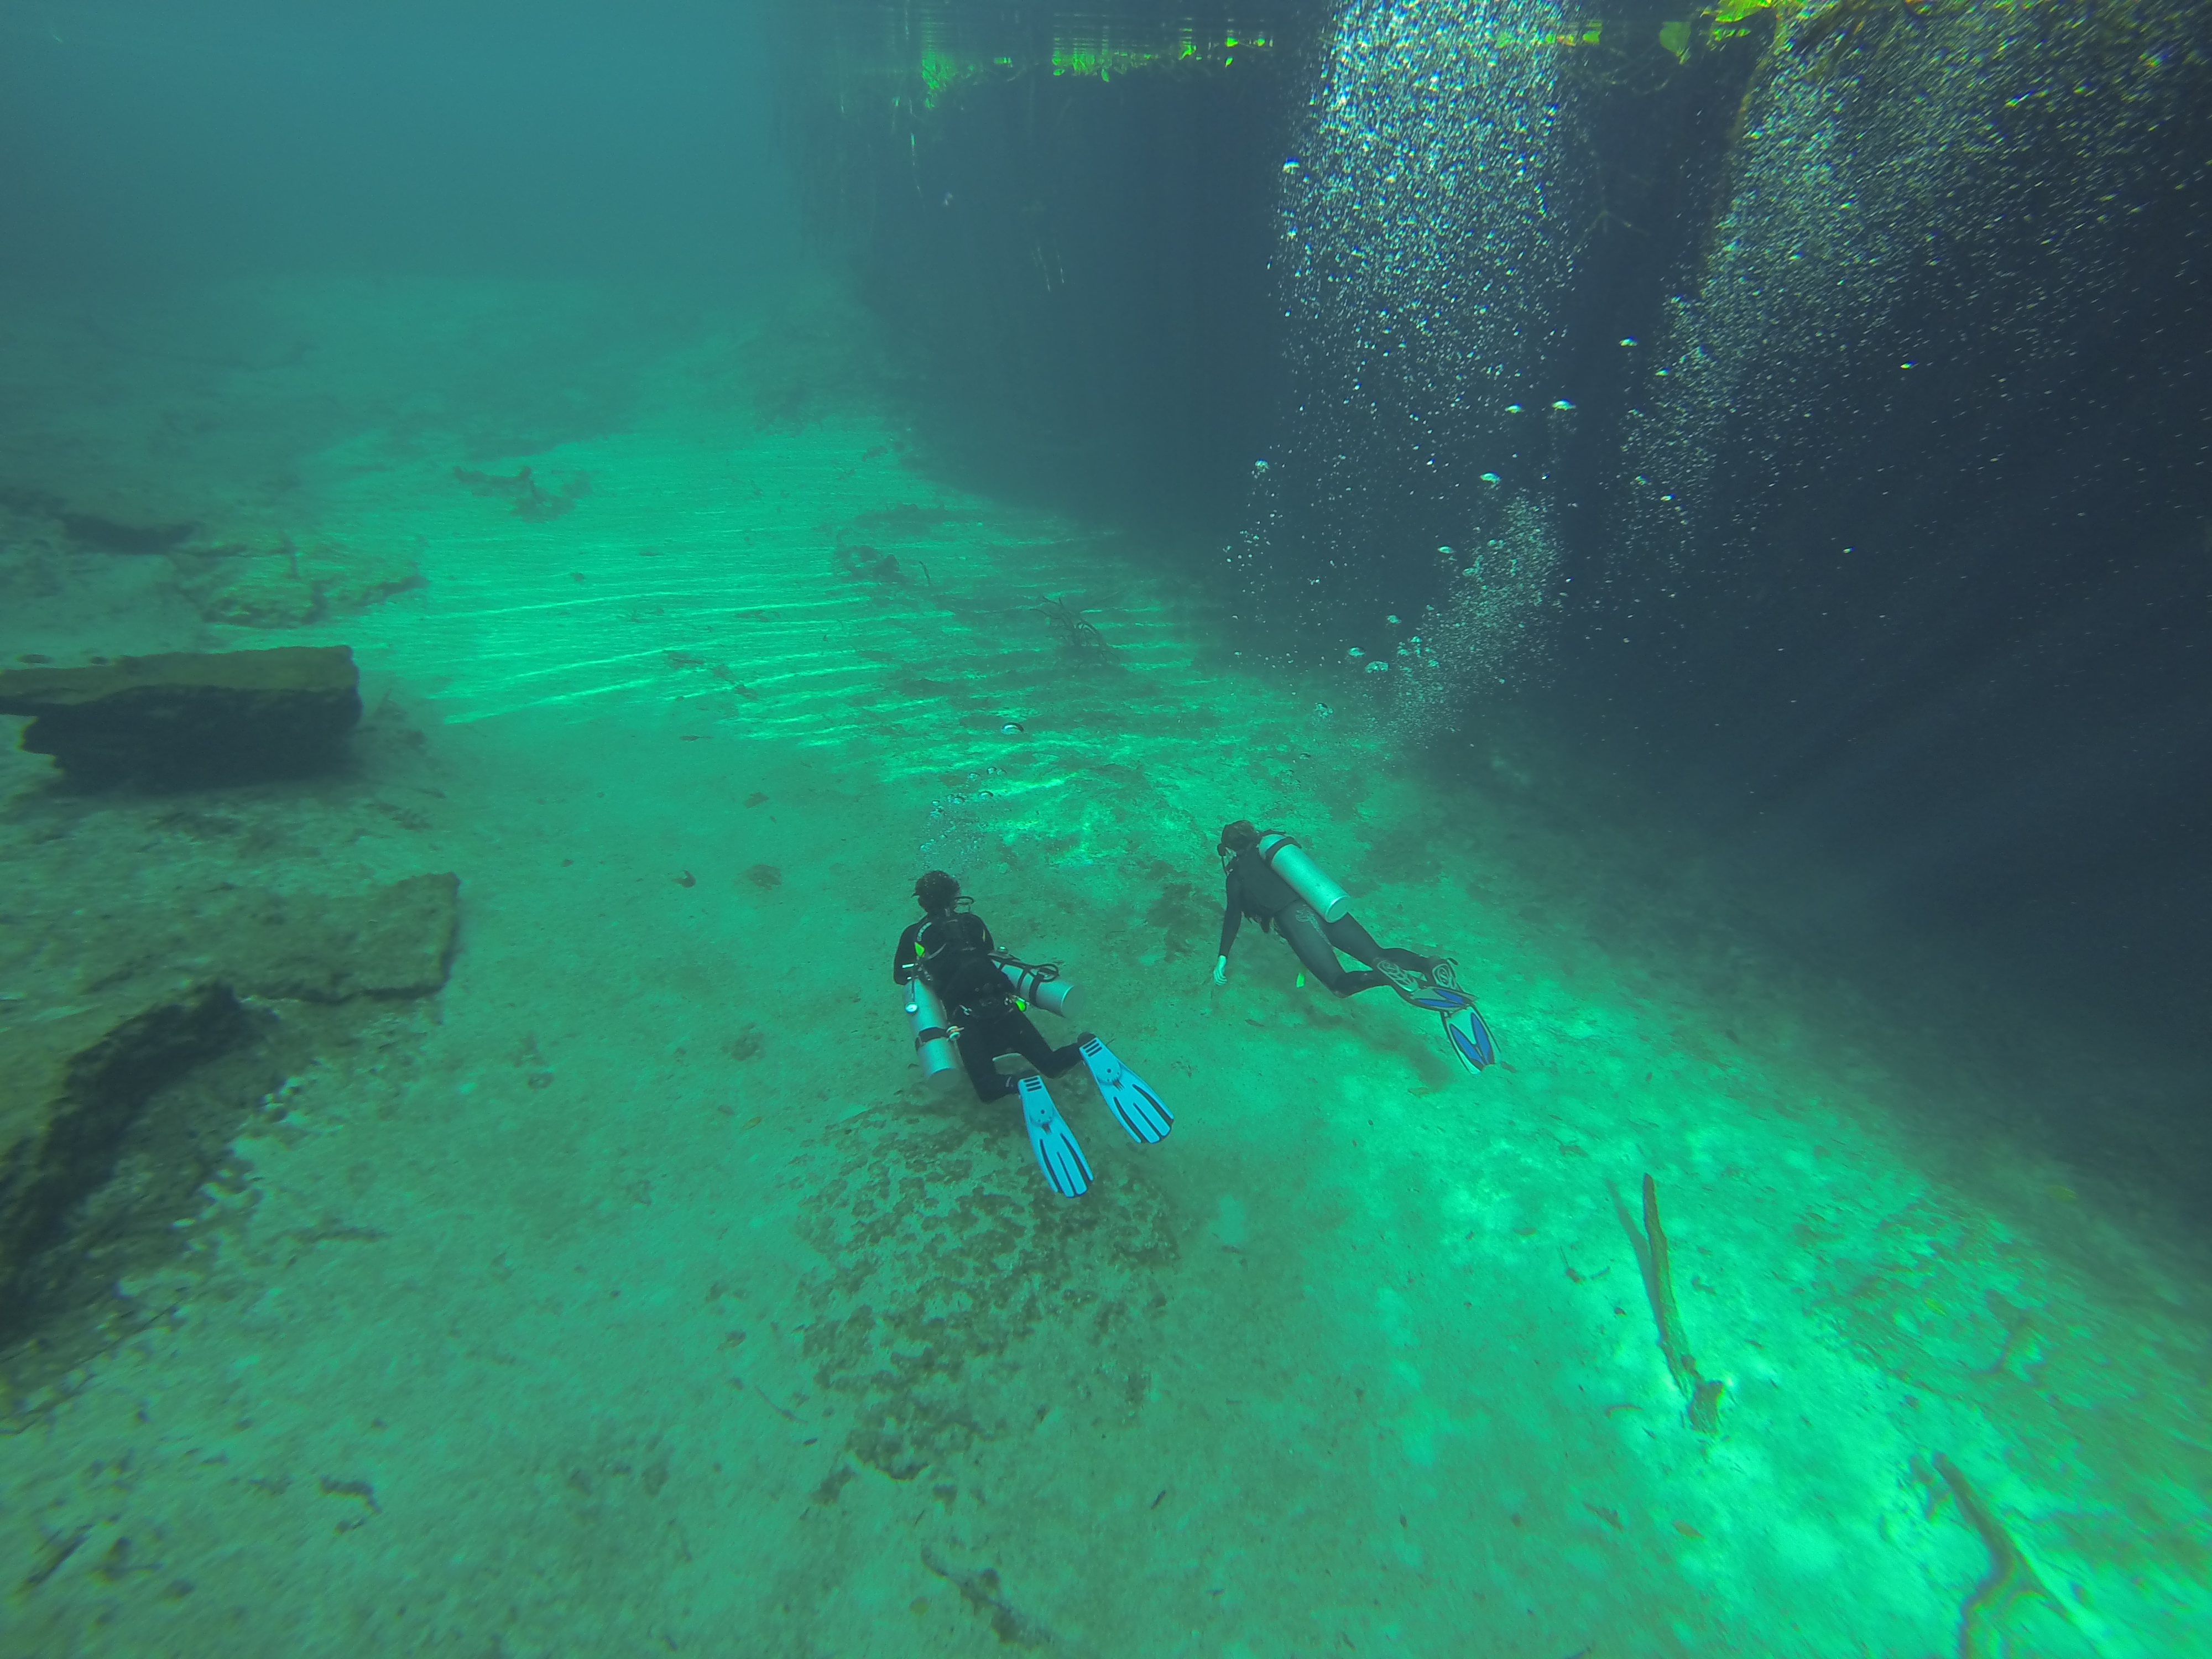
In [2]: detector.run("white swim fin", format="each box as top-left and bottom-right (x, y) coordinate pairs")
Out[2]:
(1078, 1037), (1173, 1145)
(1018, 1075), (1093, 1196)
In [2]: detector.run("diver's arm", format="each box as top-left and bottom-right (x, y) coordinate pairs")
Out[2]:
(1216, 873), (1244, 980)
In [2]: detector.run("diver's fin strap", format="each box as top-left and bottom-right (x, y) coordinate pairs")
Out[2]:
(1374, 951), (1473, 1011)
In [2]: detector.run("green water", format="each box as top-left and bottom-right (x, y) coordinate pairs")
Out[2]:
(1, 274), (2206, 1656)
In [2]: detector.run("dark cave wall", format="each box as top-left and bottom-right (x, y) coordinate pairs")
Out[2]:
(1552, 75), (2212, 1042)
(790, 46), (1313, 535)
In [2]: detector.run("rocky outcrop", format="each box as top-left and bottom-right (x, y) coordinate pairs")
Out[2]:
(0, 987), (252, 1333)
(0, 645), (362, 784)
(0, 872), (460, 1355)
(215, 872), (460, 1002)
(177, 536), (425, 629)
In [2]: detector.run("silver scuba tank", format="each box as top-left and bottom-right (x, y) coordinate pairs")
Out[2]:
(902, 977), (961, 1087)
(1255, 831), (1353, 922)
(1001, 960), (1080, 1018)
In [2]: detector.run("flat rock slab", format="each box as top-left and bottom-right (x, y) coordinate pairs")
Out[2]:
(224, 872), (461, 1002)
(0, 645), (361, 784)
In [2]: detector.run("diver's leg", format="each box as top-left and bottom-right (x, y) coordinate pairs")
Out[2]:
(1004, 1008), (1084, 1078)
(1322, 914), (1386, 967)
(1368, 942), (1478, 1012)
(956, 1024), (1017, 1100)
(1331, 915), (1458, 993)
(1279, 903), (1391, 997)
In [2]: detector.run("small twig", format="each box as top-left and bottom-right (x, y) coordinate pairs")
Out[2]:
(21, 1524), (91, 1590)
(1035, 597), (1108, 650)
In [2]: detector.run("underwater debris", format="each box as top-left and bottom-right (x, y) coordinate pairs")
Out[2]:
(451, 465), (592, 523)
(1613, 1173), (1727, 1433)
(743, 864), (782, 891)
(1035, 596), (1108, 651)
(833, 544), (911, 586)
(317, 1476), (380, 1514)
(919, 1548), (1052, 1648)
(1932, 1453), (2053, 1657)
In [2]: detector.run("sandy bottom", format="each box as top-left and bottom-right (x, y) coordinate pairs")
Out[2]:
(1, 276), (2207, 1657)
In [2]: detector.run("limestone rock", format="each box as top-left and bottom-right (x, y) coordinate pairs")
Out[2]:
(179, 537), (425, 629)
(0, 871), (461, 1347)
(0, 645), (361, 784)
(223, 873), (462, 1002)
(0, 984), (252, 1331)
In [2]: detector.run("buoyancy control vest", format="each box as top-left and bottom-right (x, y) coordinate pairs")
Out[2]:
(914, 912), (1015, 1017)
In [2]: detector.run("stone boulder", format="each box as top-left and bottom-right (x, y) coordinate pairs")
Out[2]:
(0, 645), (361, 784)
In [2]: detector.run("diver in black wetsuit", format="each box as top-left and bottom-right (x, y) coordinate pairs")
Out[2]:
(1212, 820), (1425, 994)
(891, 870), (1174, 1199)
(892, 870), (1083, 1100)
(1211, 819), (1496, 1072)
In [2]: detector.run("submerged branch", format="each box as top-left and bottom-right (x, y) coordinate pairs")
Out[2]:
(1933, 1453), (2053, 1659)
(1613, 1173), (1726, 1432)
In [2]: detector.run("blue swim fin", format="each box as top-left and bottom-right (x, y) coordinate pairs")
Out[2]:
(1018, 1075), (1093, 1196)
(1078, 1037), (1173, 1144)
(1442, 1004), (1497, 1073)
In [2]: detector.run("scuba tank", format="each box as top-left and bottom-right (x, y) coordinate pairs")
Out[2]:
(1255, 831), (1353, 922)
(902, 977), (961, 1087)
(1001, 959), (1080, 1019)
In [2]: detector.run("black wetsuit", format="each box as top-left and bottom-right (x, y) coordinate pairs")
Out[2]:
(893, 911), (1082, 1101)
(1218, 847), (1395, 996)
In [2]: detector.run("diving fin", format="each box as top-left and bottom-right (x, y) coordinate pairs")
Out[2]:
(1018, 1074), (1093, 1196)
(1441, 1003), (1498, 1074)
(1078, 1037), (1173, 1145)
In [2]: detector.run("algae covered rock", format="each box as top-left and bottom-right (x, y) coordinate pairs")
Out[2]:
(0, 644), (362, 784)
(0, 871), (462, 1351)
(180, 536), (425, 628)
(0, 985), (252, 1333)
(222, 872), (461, 1001)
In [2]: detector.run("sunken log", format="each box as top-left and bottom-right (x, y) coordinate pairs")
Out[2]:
(0, 645), (362, 784)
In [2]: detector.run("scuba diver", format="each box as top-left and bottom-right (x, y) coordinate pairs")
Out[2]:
(893, 870), (1171, 1198)
(1212, 820), (1496, 1074)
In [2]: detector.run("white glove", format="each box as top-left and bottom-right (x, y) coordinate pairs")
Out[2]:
(1212, 956), (1228, 985)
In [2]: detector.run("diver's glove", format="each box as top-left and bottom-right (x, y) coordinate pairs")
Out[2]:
(1212, 956), (1228, 985)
